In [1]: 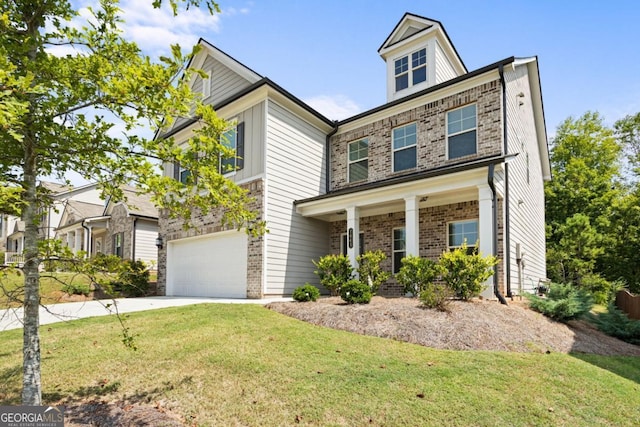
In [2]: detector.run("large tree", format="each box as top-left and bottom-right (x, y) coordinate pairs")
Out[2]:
(545, 112), (622, 286)
(1, 0), (263, 405)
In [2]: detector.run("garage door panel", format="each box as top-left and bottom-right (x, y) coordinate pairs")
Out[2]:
(166, 232), (247, 298)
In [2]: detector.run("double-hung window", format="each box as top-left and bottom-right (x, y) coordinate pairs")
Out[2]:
(348, 139), (368, 182)
(394, 48), (427, 92)
(447, 104), (477, 159)
(448, 220), (478, 253)
(393, 227), (406, 274)
(113, 232), (123, 258)
(393, 123), (417, 172)
(178, 164), (190, 184)
(220, 122), (245, 174)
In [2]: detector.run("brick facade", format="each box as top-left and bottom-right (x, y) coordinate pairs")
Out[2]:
(329, 200), (505, 296)
(330, 80), (502, 191)
(156, 179), (264, 298)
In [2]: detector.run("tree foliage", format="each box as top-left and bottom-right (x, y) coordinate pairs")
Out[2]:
(0, 0), (266, 405)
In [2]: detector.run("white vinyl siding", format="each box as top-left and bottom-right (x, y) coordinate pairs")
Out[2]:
(134, 219), (158, 268)
(265, 101), (330, 295)
(434, 40), (459, 84)
(504, 64), (547, 294)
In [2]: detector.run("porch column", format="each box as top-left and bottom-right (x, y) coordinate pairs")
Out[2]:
(345, 206), (360, 271)
(75, 230), (83, 254)
(404, 196), (420, 257)
(478, 184), (495, 299)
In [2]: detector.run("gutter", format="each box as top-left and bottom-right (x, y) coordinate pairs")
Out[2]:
(325, 121), (339, 193)
(498, 64), (513, 298)
(488, 163), (508, 305)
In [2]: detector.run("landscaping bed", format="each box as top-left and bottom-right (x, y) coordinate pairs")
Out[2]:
(267, 296), (640, 356)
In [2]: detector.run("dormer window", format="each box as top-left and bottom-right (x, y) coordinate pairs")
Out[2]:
(394, 48), (427, 92)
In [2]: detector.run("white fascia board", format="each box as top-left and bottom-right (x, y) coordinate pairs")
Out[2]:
(297, 168), (487, 217)
(338, 69), (500, 134)
(197, 40), (262, 83)
(513, 58), (551, 181)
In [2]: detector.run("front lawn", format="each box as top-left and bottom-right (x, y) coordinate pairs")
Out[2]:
(0, 304), (638, 426)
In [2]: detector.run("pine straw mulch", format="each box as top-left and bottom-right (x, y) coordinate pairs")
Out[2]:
(266, 296), (640, 357)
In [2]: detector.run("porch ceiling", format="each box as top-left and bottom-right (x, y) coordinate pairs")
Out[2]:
(296, 167), (489, 222)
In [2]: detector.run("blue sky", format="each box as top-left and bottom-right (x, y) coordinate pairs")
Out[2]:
(138, 0), (639, 138)
(60, 0), (640, 185)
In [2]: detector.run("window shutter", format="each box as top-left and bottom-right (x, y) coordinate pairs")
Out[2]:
(236, 122), (245, 171)
(173, 162), (180, 181)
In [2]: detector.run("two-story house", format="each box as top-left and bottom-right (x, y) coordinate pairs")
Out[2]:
(157, 13), (550, 300)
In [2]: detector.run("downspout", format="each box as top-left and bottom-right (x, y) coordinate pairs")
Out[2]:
(81, 220), (91, 259)
(325, 121), (339, 193)
(131, 217), (137, 262)
(498, 64), (513, 298)
(488, 163), (508, 305)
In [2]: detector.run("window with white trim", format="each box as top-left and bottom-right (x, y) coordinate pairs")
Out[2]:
(219, 122), (245, 174)
(392, 227), (406, 274)
(447, 104), (477, 159)
(393, 123), (417, 172)
(113, 232), (123, 258)
(341, 232), (364, 256)
(394, 48), (427, 92)
(202, 68), (212, 98)
(178, 164), (190, 184)
(348, 139), (368, 182)
(448, 220), (478, 253)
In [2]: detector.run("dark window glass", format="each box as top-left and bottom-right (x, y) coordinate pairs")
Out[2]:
(448, 130), (477, 159)
(394, 146), (416, 171)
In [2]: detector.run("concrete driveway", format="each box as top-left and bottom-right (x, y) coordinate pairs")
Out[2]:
(0, 296), (292, 332)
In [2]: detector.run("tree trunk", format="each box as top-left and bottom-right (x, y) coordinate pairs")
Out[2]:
(21, 7), (42, 406)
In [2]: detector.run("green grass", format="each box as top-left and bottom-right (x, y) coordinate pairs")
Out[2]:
(1, 304), (639, 426)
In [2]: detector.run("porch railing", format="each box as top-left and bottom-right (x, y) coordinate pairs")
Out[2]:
(3, 252), (25, 266)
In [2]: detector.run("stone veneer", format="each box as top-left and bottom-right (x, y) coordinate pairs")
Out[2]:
(156, 178), (264, 298)
(330, 200), (505, 296)
(104, 204), (134, 260)
(331, 80), (502, 191)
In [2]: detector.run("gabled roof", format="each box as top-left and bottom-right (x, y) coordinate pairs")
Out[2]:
(195, 38), (263, 84)
(378, 12), (467, 73)
(104, 186), (158, 219)
(63, 200), (104, 225)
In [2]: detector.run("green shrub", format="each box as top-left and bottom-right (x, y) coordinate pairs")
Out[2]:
(419, 281), (454, 311)
(340, 279), (372, 304)
(111, 260), (150, 297)
(580, 273), (615, 305)
(395, 255), (440, 297)
(62, 282), (91, 296)
(356, 250), (390, 295)
(589, 302), (640, 344)
(524, 283), (594, 322)
(313, 254), (353, 295)
(439, 243), (497, 300)
(292, 283), (320, 302)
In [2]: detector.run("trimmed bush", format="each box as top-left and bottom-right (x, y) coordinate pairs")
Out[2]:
(439, 243), (497, 300)
(589, 302), (640, 344)
(395, 255), (440, 297)
(419, 281), (454, 311)
(356, 250), (390, 295)
(62, 282), (91, 296)
(524, 283), (593, 322)
(340, 279), (372, 304)
(313, 254), (353, 295)
(111, 260), (150, 297)
(292, 284), (320, 302)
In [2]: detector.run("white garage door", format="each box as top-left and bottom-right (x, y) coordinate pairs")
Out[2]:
(166, 231), (248, 298)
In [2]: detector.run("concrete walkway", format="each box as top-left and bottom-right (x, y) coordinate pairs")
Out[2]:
(0, 296), (292, 332)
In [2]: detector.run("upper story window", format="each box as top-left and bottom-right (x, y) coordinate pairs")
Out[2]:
(393, 123), (417, 172)
(447, 104), (477, 159)
(348, 139), (368, 182)
(178, 164), (190, 184)
(202, 68), (212, 99)
(220, 122), (245, 174)
(394, 48), (427, 92)
(448, 220), (478, 253)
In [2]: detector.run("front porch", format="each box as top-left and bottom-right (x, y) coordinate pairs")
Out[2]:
(296, 163), (505, 298)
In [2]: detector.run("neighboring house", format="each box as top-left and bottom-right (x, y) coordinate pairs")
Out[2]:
(55, 186), (159, 268)
(2, 181), (103, 265)
(157, 13), (550, 299)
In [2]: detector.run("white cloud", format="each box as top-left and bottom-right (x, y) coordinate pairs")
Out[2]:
(304, 95), (362, 121)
